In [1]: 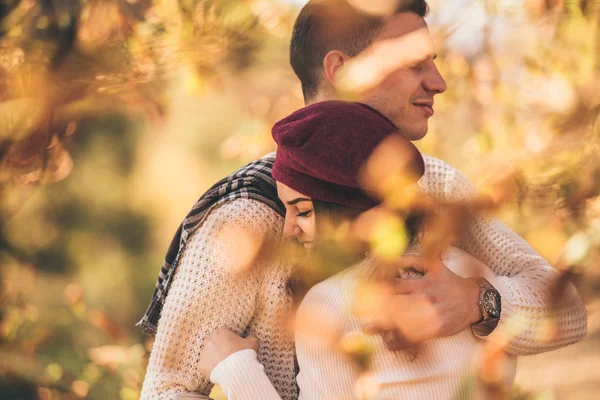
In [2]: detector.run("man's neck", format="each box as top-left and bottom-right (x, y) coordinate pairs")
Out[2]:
(305, 92), (333, 106)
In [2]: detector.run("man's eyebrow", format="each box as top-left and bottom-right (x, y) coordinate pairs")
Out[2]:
(287, 197), (312, 205)
(413, 54), (434, 65)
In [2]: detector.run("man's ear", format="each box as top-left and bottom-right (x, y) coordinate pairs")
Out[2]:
(322, 50), (350, 87)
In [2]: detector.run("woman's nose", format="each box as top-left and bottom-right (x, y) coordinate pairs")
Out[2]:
(283, 216), (300, 239)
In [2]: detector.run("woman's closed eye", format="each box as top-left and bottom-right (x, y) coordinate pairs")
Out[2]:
(296, 210), (313, 218)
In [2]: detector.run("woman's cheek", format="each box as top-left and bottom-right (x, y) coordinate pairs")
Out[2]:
(301, 215), (316, 240)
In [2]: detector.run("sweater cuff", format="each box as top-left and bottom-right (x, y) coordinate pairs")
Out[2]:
(210, 349), (261, 384)
(210, 349), (281, 400)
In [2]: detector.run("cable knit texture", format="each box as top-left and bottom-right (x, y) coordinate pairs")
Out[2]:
(141, 155), (587, 400)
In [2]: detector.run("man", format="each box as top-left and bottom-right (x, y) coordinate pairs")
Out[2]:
(140, 1), (587, 399)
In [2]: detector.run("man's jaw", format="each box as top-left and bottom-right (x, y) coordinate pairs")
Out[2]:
(396, 118), (429, 141)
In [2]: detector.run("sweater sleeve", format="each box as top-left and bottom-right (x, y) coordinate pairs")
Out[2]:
(140, 199), (284, 400)
(444, 164), (587, 355)
(210, 349), (283, 400)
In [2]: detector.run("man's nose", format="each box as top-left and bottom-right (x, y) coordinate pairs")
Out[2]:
(423, 62), (447, 94)
(283, 216), (300, 239)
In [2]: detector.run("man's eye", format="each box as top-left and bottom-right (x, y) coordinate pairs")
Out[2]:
(296, 210), (313, 218)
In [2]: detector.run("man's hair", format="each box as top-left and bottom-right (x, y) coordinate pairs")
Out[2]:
(290, 0), (429, 102)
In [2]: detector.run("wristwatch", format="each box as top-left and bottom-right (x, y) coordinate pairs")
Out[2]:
(472, 277), (501, 336)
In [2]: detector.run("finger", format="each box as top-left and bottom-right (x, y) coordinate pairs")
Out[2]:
(198, 360), (209, 379)
(213, 327), (234, 336)
(362, 311), (397, 334)
(204, 332), (219, 345)
(424, 255), (446, 274)
(245, 334), (259, 343)
(395, 256), (428, 273)
(209, 328), (240, 347)
(393, 278), (422, 294)
(381, 330), (410, 351)
(398, 255), (448, 276)
(385, 340), (405, 351)
(387, 292), (415, 309)
(246, 334), (260, 351)
(361, 291), (419, 334)
(363, 322), (381, 335)
(363, 317), (395, 334)
(386, 339), (416, 352)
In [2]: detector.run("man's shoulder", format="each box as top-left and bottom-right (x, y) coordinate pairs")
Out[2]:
(420, 154), (475, 199)
(422, 154), (460, 176)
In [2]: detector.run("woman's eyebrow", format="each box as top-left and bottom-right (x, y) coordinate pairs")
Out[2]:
(287, 197), (311, 205)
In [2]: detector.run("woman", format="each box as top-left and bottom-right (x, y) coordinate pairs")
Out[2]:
(198, 101), (502, 399)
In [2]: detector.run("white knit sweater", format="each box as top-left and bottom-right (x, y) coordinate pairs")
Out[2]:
(140, 155), (587, 400)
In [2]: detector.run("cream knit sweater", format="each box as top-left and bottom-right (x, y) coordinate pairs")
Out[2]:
(140, 155), (587, 400)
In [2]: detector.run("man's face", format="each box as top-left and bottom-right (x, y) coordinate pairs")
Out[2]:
(357, 13), (447, 140)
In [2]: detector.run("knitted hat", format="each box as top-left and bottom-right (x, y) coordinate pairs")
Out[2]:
(272, 101), (425, 209)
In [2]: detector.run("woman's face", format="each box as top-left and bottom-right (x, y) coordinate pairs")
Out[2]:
(276, 182), (316, 248)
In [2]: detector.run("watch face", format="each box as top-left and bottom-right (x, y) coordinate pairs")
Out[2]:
(483, 289), (501, 318)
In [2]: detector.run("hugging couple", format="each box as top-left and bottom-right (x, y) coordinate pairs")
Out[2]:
(139, 1), (587, 399)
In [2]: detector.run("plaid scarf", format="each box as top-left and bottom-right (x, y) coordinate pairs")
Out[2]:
(137, 153), (284, 336)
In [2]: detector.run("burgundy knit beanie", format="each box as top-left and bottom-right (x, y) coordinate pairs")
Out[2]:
(272, 101), (425, 209)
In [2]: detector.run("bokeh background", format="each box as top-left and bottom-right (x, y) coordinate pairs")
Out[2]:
(1, 0), (599, 399)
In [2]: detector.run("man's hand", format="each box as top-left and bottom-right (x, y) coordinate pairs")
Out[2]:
(199, 328), (260, 379)
(363, 256), (482, 350)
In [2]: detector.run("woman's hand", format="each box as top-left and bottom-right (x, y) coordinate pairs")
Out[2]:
(199, 328), (260, 379)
